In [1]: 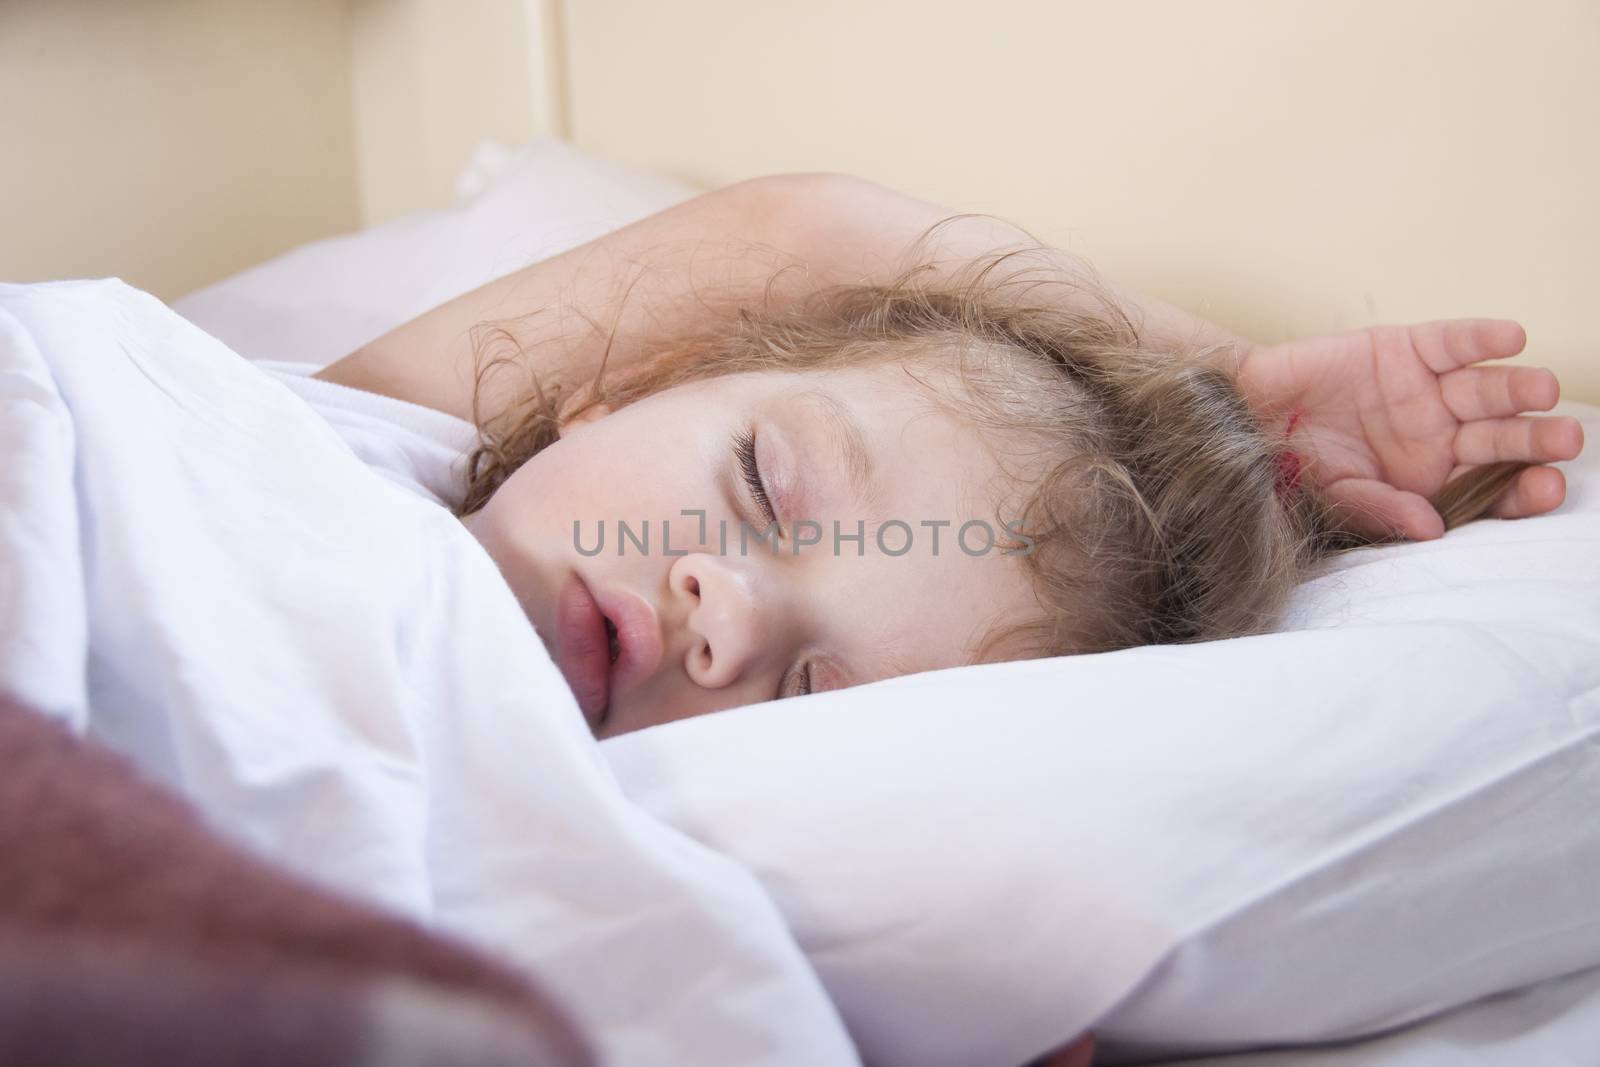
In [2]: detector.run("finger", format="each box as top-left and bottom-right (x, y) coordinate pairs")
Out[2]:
(1407, 318), (1527, 373)
(1439, 365), (1560, 421)
(1489, 465), (1568, 519)
(1454, 415), (1585, 465)
(1320, 478), (1446, 541)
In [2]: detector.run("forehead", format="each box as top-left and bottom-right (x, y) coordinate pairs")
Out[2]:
(751, 365), (1041, 677)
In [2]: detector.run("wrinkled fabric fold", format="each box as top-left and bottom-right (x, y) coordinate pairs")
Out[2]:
(0, 279), (856, 1067)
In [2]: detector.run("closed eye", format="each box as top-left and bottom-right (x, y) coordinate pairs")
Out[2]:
(778, 661), (814, 701)
(733, 428), (778, 526)
(734, 427), (810, 701)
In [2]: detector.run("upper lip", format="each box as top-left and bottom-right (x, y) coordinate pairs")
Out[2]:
(594, 585), (664, 704)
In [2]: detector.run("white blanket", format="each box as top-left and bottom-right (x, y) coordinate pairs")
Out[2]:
(0, 280), (857, 1067)
(1150, 962), (1600, 1066)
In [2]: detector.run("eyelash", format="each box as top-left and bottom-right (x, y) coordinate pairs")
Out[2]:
(732, 428), (777, 526)
(732, 429), (811, 700)
(783, 663), (814, 700)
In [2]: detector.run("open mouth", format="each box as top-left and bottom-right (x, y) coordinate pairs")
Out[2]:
(604, 616), (620, 665)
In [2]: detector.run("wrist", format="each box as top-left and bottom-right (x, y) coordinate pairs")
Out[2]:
(1272, 408), (1307, 498)
(1228, 339), (1294, 427)
(1226, 338), (1265, 395)
(1225, 342), (1311, 492)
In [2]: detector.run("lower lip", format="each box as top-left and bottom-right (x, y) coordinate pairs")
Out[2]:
(554, 574), (610, 729)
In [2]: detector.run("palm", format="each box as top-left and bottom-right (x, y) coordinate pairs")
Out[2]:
(1237, 320), (1583, 540)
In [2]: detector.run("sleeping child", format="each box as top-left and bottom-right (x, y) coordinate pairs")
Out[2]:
(307, 173), (1584, 737)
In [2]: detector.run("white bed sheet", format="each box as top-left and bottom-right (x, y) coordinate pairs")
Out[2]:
(0, 279), (857, 1067)
(1145, 964), (1600, 1067)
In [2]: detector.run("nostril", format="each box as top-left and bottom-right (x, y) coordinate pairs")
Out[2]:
(685, 575), (700, 600)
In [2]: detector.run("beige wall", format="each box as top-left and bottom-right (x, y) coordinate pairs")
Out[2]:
(3, 1), (1594, 404)
(562, 0), (1599, 403)
(0, 0), (556, 298)
(0, 0), (361, 301)
(348, 0), (562, 225)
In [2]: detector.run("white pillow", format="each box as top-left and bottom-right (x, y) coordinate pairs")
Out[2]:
(169, 138), (1600, 1065)
(173, 137), (698, 367)
(601, 402), (1600, 1067)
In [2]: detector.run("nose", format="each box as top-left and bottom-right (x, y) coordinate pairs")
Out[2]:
(669, 552), (768, 689)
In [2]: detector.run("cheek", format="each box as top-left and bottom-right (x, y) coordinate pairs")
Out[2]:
(512, 427), (717, 549)
(464, 451), (592, 581)
(818, 550), (1025, 663)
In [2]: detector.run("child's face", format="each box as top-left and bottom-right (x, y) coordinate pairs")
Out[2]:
(464, 364), (1041, 737)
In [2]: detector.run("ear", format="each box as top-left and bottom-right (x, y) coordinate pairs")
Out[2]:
(557, 402), (614, 436)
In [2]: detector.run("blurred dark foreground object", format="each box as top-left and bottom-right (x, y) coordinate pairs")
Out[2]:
(0, 692), (593, 1067)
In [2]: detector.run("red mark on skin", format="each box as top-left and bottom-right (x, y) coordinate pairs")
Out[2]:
(1274, 450), (1304, 496)
(1275, 408), (1305, 497)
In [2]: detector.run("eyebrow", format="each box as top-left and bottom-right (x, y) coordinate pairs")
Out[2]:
(793, 388), (878, 510)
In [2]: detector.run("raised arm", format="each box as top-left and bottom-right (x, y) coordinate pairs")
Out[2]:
(315, 173), (1248, 427)
(317, 173), (1581, 536)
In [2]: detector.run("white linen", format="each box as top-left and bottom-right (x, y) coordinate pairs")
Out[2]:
(0, 279), (857, 1067)
(167, 135), (1600, 1065)
(255, 358), (477, 509)
(1147, 963), (1600, 1067)
(601, 403), (1600, 1067)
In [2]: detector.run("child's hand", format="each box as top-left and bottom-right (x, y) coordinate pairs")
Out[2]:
(1236, 320), (1585, 540)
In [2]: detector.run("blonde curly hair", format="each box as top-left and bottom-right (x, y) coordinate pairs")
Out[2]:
(456, 243), (1521, 660)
